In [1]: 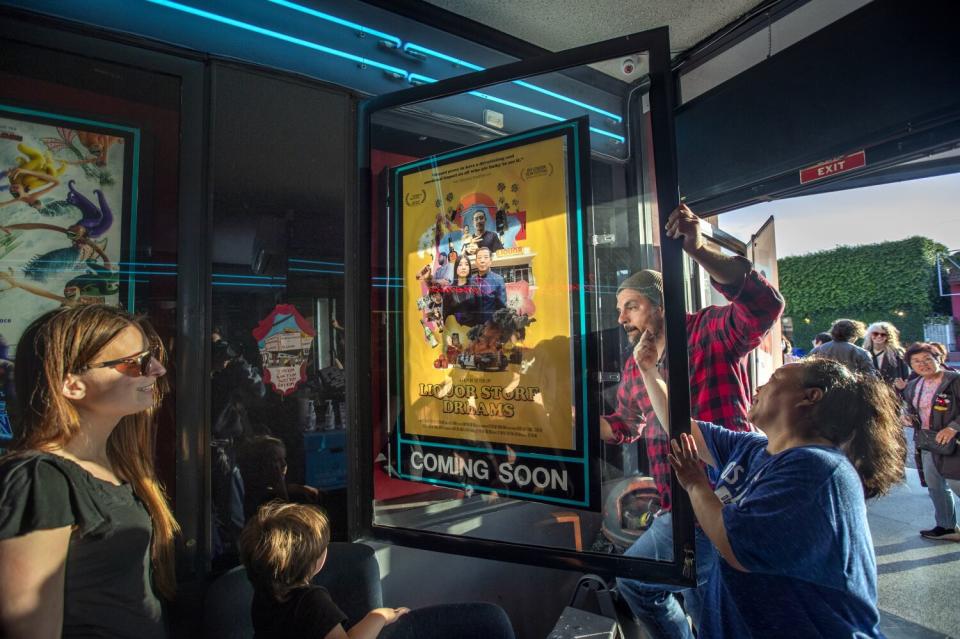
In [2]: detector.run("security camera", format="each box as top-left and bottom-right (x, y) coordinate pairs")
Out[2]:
(621, 57), (636, 75)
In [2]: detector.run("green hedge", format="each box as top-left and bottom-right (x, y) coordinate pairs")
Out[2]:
(778, 236), (950, 349)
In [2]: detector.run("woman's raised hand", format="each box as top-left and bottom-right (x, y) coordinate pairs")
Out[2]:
(668, 433), (709, 491)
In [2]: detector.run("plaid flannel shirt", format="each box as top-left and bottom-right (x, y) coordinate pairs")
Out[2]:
(603, 262), (784, 511)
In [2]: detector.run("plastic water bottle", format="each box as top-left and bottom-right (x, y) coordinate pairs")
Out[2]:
(324, 400), (336, 430)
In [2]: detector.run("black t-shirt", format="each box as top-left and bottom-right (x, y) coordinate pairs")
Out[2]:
(0, 451), (165, 638)
(252, 585), (347, 639)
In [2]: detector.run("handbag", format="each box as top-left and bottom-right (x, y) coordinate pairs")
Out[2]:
(916, 428), (958, 456)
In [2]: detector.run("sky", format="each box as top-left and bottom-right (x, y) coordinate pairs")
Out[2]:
(715, 172), (960, 258)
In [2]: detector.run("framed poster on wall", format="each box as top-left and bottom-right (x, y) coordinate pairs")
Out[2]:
(0, 104), (139, 439)
(388, 118), (597, 510)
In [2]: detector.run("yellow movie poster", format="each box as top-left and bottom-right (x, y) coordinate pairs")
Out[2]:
(390, 120), (595, 508)
(403, 134), (572, 449)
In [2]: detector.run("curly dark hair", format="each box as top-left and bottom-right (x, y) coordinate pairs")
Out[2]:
(797, 358), (906, 498)
(829, 319), (866, 343)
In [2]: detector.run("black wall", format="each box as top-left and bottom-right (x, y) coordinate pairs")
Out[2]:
(677, 0), (960, 211)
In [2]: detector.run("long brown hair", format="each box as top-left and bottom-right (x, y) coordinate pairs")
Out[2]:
(12, 304), (179, 599)
(797, 358), (906, 498)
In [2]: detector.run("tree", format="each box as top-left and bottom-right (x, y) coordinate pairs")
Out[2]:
(778, 236), (950, 348)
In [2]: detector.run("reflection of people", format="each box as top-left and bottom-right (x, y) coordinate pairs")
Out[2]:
(637, 340), (903, 639)
(240, 502), (409, 639)
(603, 204), (785, 639)
(210, 333), (266, 564)
(471, 209), (503, 254)
(468, 247), (506, 325)
(236, 434), (320, 522)
(861, 321), (909, 390)
(0, 305), (178, 639)
(441, 254), (478, 326)
(433, 251), (454, 285)
(901, 342), (960, 541)
(809, 319), (875, 375)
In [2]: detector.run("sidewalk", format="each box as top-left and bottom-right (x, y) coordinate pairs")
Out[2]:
(870, 465), (960, 638)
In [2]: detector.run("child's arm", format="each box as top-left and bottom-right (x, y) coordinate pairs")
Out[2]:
(324, 608), (410, 639)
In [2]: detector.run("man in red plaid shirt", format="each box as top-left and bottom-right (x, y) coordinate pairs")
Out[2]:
(601, 204), (784, 639)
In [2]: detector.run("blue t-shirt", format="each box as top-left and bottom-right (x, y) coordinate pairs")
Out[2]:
(697, 421), (884, 639)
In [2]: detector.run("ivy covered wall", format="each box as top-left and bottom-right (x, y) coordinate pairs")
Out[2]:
(778, 237), (950, 349)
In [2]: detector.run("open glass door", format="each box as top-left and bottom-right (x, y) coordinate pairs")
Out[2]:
(348, 27), (696, 584)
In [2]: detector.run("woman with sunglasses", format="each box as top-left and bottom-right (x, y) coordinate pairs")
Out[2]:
(862, 321), (909, 391)
(632, 331), (904, 638)
(0, 305), (178, 639)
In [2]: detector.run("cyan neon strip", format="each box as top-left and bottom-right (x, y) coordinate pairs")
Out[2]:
(406, 75), (624, 143)
(212, 281), (287, 288)
(572, 122), (591, 502)
(0, 103), (141, 309)
(267, 0), (402, 48)
(289, 258), (345, 266)
(288, 267), (345, 274)
(404, 43), (484, 71)
(145, 0), (408, 76)
(212, 273), (286, 280)
(397, 437), (585, 463)
(403, 44), (622, 123)
(119, 261), (176, 267)
(515, 80), (622, 122)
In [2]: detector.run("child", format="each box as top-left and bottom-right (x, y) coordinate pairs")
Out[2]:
(239, 502), (409, 639)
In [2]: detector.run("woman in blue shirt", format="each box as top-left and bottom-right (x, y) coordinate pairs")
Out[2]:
(634, 333), (905, 638)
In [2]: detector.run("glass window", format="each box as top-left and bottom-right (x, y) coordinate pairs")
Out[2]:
(0, 42), (181, 491)
(364, 43), (696, 573)
(207, 64), (353, 569)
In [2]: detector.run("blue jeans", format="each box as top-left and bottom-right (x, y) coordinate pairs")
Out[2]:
(616, 513), (717, 639)
(921, 450), (960, 529)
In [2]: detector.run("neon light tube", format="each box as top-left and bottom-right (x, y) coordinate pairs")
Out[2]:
(145, 0), (408, 76)
(267, 0), (402, 49)
(403, 43), (623, 122)
(410, 74), (625, 143)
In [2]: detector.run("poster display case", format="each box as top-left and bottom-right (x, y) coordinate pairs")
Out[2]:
(389, 120), (596, 509)
(354, 27), (699, 585)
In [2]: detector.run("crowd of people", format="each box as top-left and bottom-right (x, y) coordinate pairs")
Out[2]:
(0, 203), (956, 638)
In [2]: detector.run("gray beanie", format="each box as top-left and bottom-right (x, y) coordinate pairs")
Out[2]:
(616, 269), (663, 307)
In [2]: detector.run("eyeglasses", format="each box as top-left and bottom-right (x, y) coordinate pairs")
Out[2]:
(872, 333), (888, 337)
(81, 347), (160, 377)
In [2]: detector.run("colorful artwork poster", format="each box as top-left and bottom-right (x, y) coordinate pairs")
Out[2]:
(253, 304), (316, 397)
(0, 105), (137, 440)
(389, 119), (597, 509)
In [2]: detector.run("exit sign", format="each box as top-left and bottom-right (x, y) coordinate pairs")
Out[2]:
(799, 151), (866, 184)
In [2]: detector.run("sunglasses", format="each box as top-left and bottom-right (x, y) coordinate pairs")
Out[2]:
(872, 333), (888, 337)
(81, 347), (160, 377)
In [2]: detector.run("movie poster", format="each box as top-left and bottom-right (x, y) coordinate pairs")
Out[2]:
(253, 304), (316, 396)
(748, 216), (783, 385)
(0, 106), (134, 439)
(389, 119), (596, 509)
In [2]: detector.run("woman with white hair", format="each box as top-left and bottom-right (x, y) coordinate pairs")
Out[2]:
(862, 321), (909, 391)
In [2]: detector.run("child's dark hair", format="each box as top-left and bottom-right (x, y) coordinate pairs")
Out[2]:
(238, 502), (331, 601)
(798, 358), (906, 498)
